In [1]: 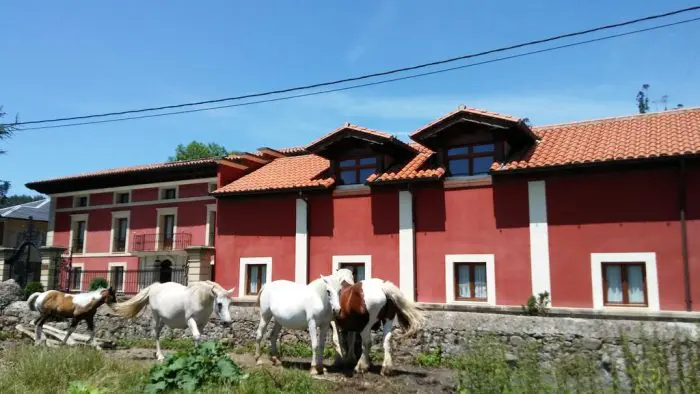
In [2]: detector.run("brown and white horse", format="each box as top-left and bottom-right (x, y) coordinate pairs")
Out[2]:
(332, 278), (424, 376)
(27, 287), (116, 347)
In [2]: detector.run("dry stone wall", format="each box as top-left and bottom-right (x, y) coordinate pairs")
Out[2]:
(1, 301), (698, 369)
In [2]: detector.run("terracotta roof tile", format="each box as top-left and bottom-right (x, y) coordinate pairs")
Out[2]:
(306, 123), (394, 149)
(213, 155), (334, 194)
(411, 105), (521, 138)
(497, 107), (700, 172)
(26, 158), (218, 185)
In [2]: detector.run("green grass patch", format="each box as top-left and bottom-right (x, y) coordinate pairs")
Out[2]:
(117, 337), (197, 352)
(231, 341), (336, 360)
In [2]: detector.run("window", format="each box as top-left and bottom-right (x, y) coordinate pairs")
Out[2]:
(110, 266), (125, 293)
(246, 264), (267, 295)
(445, 143), (495, 176)
(70, 267), (83, 290)
(74, 196), (88, 207)
(337, 157), (377, 185)
(454, 263), (488, 300)
(339, 262), (366, 282)
(208, 210), (216, 247)
(161, 215), (175, 250)
(161, 188), (177, 200)
(602, 263), (647, 306)
(113, 218), (128, 252)
(208, 182), (217, 193)
(115, 192), (130, 204)
(73, 221), (86, 253)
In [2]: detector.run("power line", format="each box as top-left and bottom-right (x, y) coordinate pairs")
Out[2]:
(12, 5), (700, 127)
(19, 16), (700, 131)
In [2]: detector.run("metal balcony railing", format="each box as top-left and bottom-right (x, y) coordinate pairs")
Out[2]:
(131, 232), (192, 252)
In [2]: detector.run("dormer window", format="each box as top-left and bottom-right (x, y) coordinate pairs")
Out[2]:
(445, 143), (495, 177)
(337, 157), (377, 185)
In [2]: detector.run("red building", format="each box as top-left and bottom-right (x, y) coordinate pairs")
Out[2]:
(26, 105), (700, 314)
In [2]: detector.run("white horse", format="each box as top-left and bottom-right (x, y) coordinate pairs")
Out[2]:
(254, 269), (354, 375)
(111, 280), (234, 360)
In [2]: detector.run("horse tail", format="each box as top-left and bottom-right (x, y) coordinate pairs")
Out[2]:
(256, 284), (265, 307)
(111, 282), (158, 318)
(380, 280), (425, 338)
(27, 292), (41, 311)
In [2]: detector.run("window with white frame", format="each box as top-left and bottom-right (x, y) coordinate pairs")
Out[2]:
(108, 263), (126, 293)
(445, 254), (496, 305)
(239, 257), (272, 298)
(73, 195), (89, 208)
(70, 264), (84, 291)
(111, 212), (130, 253)
(205, 204), (216, 247)
(332, 255), (371, 282)
(70, 214), (88, 254)
(591, 253), (658, 310)
(114, 192), (130, 204)
(161, 187), (177, 200)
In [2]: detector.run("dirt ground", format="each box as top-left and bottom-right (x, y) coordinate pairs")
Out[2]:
(2, 339), (457, 393)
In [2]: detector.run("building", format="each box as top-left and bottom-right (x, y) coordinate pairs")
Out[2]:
(0, 198), (49, 286)
(25, 105), (700, 314)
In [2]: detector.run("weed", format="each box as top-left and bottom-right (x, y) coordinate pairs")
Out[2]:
(521, 291), (550, 316)
(414, 347), (444, 368)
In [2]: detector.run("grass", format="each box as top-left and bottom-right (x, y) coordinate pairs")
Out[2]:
(0, 343), (331, 394)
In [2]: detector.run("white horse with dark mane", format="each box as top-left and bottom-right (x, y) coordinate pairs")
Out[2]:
(111, 280), (235, 360)
(254, 269), (354, 375)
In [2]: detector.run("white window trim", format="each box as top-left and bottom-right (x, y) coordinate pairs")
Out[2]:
(159, 186), (179, 200)
(107, 262), (127, 293)
(205, 204), (216, 247)
(70, 262), (85, 291)
(113, 190), (132, 205)
(69, 213), (89, 254)
(155, 207), (178, 252)
(51, 177), (217, 198)
(109, 211), (131, 254)
(73, 194), (90, 208)
(239, 257), (272, 298)
(445, 254), (496, 306)
(56, 195), (215, 213)
(332, 255), (372, 281)
(591, 252), (660, 312)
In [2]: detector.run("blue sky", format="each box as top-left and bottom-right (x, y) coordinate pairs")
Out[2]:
(2, 1), (699, 195)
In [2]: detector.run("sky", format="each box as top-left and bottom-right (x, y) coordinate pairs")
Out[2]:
(2, 1), (700, 195)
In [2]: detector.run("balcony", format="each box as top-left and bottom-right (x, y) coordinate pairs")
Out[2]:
(131, 232), (192, 252)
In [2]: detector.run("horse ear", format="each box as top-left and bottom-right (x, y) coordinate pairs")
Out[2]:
(227, 287), (235, 297)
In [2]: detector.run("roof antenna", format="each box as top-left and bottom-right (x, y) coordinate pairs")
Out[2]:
(458, 104), (467, 110)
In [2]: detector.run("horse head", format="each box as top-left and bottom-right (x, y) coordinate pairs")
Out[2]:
(101, 287), (117, 305)
(320, 275), (342, 317)
(210, 285), (235, 327)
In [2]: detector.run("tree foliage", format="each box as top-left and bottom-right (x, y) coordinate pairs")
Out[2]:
(636, 84), (650, 114)
(168, 141), (236, 161)
(0, 106), (18, 204)
(0, 194), (45, 209)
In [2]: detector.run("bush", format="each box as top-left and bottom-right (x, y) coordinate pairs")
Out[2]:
(145, 341), (247, 393)
(23, 281), (44, 300)
(521, 291), (550, 316)
(88, 277), (109, 291)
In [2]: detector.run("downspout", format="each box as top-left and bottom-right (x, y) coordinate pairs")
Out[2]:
(679, 158), (692, 312)
(409, 183), (418, 302)
(299, 190), (310, 284)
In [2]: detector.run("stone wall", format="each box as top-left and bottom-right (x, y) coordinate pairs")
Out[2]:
(1, 301), (698, 369)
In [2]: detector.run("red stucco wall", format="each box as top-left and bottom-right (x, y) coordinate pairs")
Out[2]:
(214, 197), (296, 291)
(685, 166), (700, 311)
(545, 168), (687, 310)
(414, 180), (532, 305)
(308, 190), (400, 284)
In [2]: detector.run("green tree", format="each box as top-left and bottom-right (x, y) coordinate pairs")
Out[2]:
(636, 84), (650, 114)
(168, 141), (232, 161)
(0, 194), (45, 208)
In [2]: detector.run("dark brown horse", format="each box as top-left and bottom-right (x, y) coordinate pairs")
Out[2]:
(331, 278), (424, 376)
(27, 287), (116, 347)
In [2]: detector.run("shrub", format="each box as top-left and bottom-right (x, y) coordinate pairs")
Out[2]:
(521, 291), (550, 316)
(23, 281), (44, 300)
(88, 277), (109, 291)
(145, 341), (247, 393)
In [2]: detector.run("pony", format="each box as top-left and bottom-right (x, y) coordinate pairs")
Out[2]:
(254, 269), (355, 375)
(331, 278), (425, 376)
(27, 287), (117, 348)
(111, 280), (235, 360)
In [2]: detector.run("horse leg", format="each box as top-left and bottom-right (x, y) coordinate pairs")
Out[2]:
(345, 331), (357, 365)
(61, 317), (80, 345)
(34, 315), (48, 345)
(153, 315), (165, 361)
(330, 321), (344, 367)
(268, 321), (282, 366)
(255, 314), (272, 365)
(86, 316), (99, 349)
(380, 318), (394, 376)
(354, 326), (372, 375)
(187, 317), (202, 345)
(308, 319), (322, 375)
(317, 323), (330, 374)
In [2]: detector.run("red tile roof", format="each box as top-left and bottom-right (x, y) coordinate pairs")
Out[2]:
(306, 123), (394, 149)
(411, 105), (522, 139)
(26, 158), (218, 185)
(213, 154), (334, 194)
(496, 107), (700, 172)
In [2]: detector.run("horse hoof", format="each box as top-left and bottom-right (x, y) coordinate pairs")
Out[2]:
(380, 367), (392, 376)
(310, 366), (324, 375)
(270, 356), (280, 366)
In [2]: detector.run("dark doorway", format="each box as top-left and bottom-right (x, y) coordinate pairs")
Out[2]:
(159, 260), (173, 283)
